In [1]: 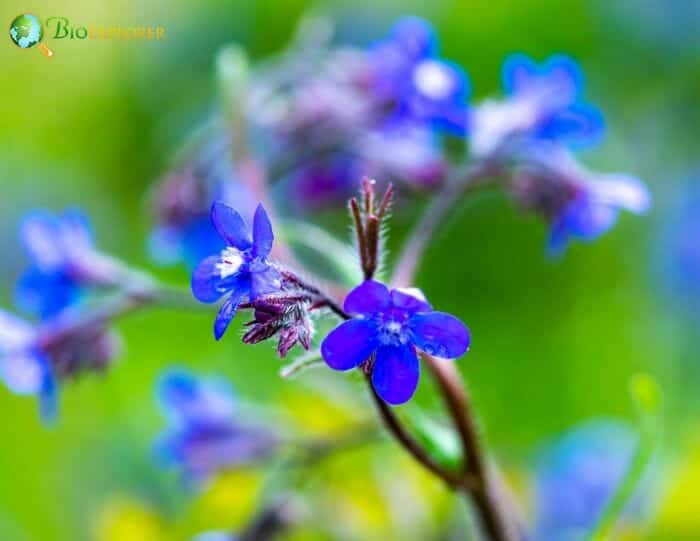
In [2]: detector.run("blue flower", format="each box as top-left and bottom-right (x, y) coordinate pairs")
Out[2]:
(16, 210), (103, 319)
(533, 420), (642, 540)
(371, 17), (470, 134)
(0, 310), (56, 421)
(321, 280), (470, 405)
(0, 309), (118, 422)
(470, 54), (604, 157)
(155, 369), (278, 484)
(547, 173), (651, 257)
(192, 202), (281, 340)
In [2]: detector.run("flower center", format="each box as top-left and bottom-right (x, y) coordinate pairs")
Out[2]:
(413, 60), (454, 100)
(217, 247), (244, 279)
(376, 317), (409, 346)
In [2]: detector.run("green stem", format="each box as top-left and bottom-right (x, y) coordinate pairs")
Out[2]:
(586, 415), (658, 540)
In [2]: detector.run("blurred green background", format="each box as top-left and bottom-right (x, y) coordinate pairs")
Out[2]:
(1, 0), (700, 539)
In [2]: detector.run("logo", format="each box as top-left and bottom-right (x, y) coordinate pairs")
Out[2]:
(9, 13), (54, 57)
(9, 14), (167, 58)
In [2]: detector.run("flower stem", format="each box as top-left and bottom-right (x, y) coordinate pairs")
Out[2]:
(364, 371), (471, 490)
(391, 161), (497, 288)
(423, 354), (517, 541)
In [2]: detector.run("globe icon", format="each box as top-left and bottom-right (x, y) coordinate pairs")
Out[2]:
(9, 14), (43, 49)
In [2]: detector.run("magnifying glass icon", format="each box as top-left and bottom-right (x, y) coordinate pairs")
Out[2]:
(9, 14), (54, 58)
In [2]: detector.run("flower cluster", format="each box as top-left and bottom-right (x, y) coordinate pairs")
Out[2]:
(155, 369), (279, 484)
(0, 211), (128, 421)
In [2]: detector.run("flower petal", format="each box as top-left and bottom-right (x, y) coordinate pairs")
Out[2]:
(214, 286), (248, 341)
(343, 280), (391, 316)
(0, 310), (35, 353)
(321, 319), (378, 371)
(409, 312), (470, 358)
(38, 359), (58, 424)
(210, 202), (252, 251)
(391, 288), (432, 313)
(158, 369), (236, 425)
(15, 268), (79, 319)
(20, 211), (63, 270)
(250, 266), (281, 299)
(59, 209), (94, 256)
(372, 344), (419, 405)
(252, 204), (274, 258)
(591, 174), (651, 215)
(1, 352), (44, 394)
(191, 256), (230, 303)
(502, 53), (538, 95)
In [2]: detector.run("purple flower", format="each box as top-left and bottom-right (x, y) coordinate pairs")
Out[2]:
(533, 420), (641, 540)
(0, 309), (118, 422)
(512, 148), (650, 256)
(547, 174), (650, 256)
(371, 17), (470, 134)
(358, 122), (447, 188)
(321, 280), (470, 405)
(16, 210), (114, 319)
(156, 369), (278, 484)
(191, 202), (281, 340)
(470, 54), (604, 157)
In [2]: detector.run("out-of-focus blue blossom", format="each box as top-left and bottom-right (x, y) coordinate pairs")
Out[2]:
(0, 309), (118, 422)
(359, 121), (447, 188)
(191, 202), (281, 340)
(16, 210), (116, 319)
(284, 155), (359, 211)
(321, 280), (470, 405)
(470, 54), (604, 158)
(512, 148), (650, 256)
(150, 136), (254, 269)
(156, 369), (279, 485)
(656, 182), (700, 315)
(371, 17), (470, 134)
(532, 420), (639, 541)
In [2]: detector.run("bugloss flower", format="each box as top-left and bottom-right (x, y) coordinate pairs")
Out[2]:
(0, 309), (118, 422)
(156, 369), (278, 484)
(533, 420), (643, 540)
(470, 54), (604, 157)
(16, 210), (116, 319)
(192, 202), (281, 340)
(513, 148), (650, 256)
(371, 17), (470, 134)
(321, 280), (470, 405)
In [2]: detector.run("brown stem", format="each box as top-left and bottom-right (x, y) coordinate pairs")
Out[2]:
(423, 354), (515, 541)
(364, 372), (475, 490)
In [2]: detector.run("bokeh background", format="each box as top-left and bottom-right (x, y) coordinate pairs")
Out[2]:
(2, 0), (700, 539)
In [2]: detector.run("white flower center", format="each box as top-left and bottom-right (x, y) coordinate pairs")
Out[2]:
(413, 60), (454, 100)
(216, 247), (244, 279)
